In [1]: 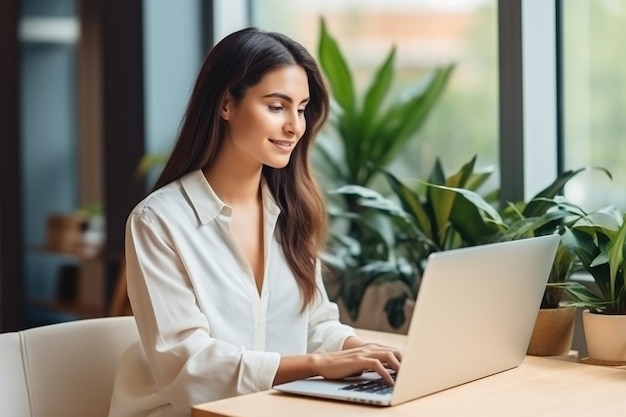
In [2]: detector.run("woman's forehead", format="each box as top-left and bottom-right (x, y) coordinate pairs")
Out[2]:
(249, 65), (310, 101)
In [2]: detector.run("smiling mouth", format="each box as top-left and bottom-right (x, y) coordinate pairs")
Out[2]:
(269, 139), (294, 147)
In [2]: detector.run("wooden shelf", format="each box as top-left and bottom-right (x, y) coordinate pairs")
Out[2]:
(27, 244), (127, 319)
(29, 299), (104, 319)
(29, 244), (103, 261)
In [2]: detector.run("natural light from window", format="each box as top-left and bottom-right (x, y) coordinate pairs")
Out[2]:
(252, 0), (498, 189)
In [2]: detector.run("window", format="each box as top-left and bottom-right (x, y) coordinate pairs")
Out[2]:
(251, 0), (499, 185)
(561, 0), (626, 210)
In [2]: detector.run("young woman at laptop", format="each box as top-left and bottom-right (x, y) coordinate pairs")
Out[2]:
(107, 28), (401, 417)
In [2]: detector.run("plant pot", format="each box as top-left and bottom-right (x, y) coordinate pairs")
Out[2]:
(527, 306), (576, 356)
(582, 309), (626, 363)
(337, 282), (415, 334)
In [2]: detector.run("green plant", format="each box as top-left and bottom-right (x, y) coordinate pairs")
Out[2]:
(136, 151), (170, 179)
(324, 156), (496, 325)
(541, 242), (579, 308)
(329, 164), (605, 326)
(315, 17), (454, 329)
(418, 167), (609, 310)
(315, 17), (453, 190)
(555, 207), (626, 314)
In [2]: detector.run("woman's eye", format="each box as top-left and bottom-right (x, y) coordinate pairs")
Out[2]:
(269, 105), (283, 112)
(297, 108), (306, 115)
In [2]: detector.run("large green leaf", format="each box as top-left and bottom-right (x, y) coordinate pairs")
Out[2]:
(363, 66), (453, 174)
(606, 215), (626, 302)
(361, 47), (396, 135)
(427, 158), (446, 186)
(428, 156), (478, 243)
(373, 65), (454, 167)
(551, 282), (609, 312)
(464, 166), (496, 191)
(423, 182), (504, 227)
(383, 171), (434, 242)
(524, 167), (612, 217)
(313, 137), (348, 183)
(336, 111), (361, 183)
(318, 18), (356, 115)
(562, 227), (613, 304)
(449, 195), (502, 246)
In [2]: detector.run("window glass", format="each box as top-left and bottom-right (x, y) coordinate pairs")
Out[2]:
(562, 0), (626, 210)
(251, 0), (498, 186)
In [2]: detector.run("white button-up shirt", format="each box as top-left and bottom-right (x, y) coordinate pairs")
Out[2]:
(108, 170), (355, 417)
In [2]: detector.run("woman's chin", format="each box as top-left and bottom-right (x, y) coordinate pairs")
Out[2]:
(265, 157), (292, 169)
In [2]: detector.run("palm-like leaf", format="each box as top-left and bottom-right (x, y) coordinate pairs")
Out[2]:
(317, 17), (453, 188)
(559, 218), (626, 314)
(317, 18), (355, 115)
(523, 167), (612, 217)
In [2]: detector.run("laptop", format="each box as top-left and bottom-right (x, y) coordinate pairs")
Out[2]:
(274, 234), (560, 406)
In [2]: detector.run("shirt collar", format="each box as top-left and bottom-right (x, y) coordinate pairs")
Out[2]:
(180, 170), (281, 225)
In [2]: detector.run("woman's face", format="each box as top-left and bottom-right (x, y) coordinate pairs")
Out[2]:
(220, 64), (310, 169)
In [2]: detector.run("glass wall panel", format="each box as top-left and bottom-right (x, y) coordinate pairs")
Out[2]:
(562, 0), (626, 210)
(20, 0), (79, 326)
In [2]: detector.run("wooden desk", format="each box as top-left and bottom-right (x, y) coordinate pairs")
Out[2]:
(192, 329), (626, 417)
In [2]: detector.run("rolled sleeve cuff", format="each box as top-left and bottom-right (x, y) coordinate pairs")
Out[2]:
(240, 350), (281, 394)
(309, 322), (357, 353)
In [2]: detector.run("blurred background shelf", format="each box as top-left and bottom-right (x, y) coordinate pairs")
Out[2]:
(29, 298), (104, 319)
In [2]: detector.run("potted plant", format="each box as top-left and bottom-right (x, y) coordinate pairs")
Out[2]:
(555, 207), (626, 363)
(525, 241), (579, 356)
(496, 175), (589, 357)
(324, 156), (494, 333)
(315, 17), (453, 332)
(332, 162), (600, 335)
(326, 155), (501, 332)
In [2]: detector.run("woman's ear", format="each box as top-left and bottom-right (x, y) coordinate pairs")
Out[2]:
(220, 94), (232, 121)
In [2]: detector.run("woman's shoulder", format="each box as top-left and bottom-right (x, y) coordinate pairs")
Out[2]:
(129, 177), (188, 221)
(129, 170), (215, 225)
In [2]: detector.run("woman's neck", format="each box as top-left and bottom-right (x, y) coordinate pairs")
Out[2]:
(203, 149), (263, 206)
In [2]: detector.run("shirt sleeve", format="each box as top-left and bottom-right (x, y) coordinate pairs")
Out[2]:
(306, 261), (357, 353)
(125, 210), (280, 413)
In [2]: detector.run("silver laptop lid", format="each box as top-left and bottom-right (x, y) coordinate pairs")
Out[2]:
(391, 234), (559, 405)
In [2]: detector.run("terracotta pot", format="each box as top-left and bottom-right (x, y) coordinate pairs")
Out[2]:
(526, 307), (575, 356)
(582, 310), (626, 363)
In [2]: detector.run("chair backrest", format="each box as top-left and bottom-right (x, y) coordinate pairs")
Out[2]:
(0, 316), (139, 417)
(0, 330), (31, 416)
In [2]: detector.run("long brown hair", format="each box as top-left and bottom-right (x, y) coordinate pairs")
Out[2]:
(154, 28), (329, 310)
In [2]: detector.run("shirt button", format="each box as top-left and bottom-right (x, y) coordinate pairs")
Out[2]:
(257, 322), (263, 328)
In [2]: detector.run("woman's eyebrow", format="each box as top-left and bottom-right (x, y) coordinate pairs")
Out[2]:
(263, 92), (310, 104)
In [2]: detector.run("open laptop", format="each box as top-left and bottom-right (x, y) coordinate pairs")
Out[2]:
(274, 234), (560, 406)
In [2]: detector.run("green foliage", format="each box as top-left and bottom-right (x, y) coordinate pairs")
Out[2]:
(325, 156), (497, 324)
(414, 167), (607, 310)
(327, 161), (609, 325)
(135, 151), (170, 179)
(554, 208), (626, 314)
(316, 17), (454, 189)
(315, 17), (454, 327)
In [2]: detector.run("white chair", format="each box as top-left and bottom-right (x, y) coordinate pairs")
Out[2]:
(0, 316), (139, 417)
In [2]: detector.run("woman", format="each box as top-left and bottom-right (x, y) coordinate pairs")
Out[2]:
(108, 27), (401, 417)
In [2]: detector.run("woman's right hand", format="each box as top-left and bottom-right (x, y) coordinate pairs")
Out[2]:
(312, 343), (402, 385)
(274, 343), (402, 386)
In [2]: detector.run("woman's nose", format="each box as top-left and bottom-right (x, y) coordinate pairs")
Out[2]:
(284, 111), (304, 137)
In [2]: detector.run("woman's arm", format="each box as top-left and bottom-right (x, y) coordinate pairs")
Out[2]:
(273, 343), (401, 386)
(290, 262), (402, 386)
(126, 210), (281, 410)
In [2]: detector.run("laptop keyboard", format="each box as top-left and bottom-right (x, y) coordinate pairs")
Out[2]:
(339, 372), (397, 395)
